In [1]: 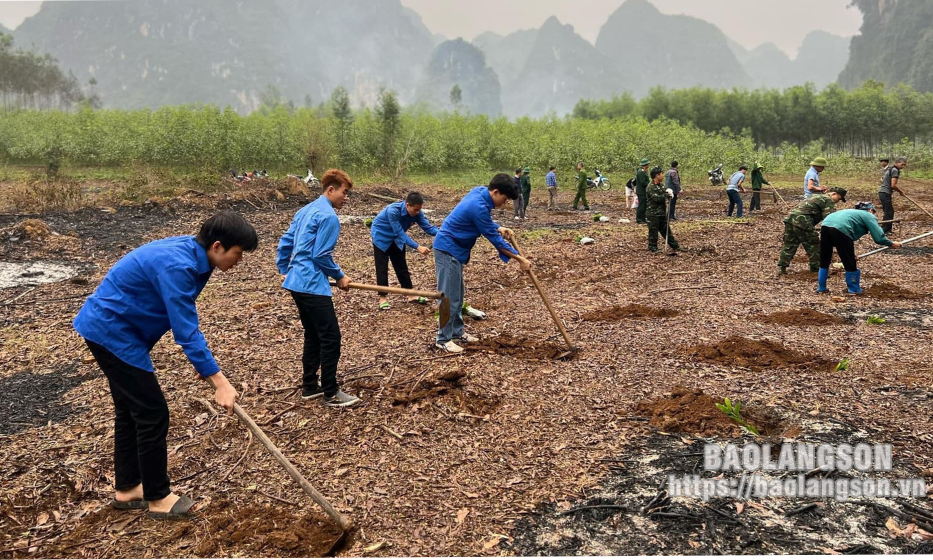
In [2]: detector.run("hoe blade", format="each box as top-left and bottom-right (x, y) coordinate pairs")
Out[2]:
(438, 294), (451, 328)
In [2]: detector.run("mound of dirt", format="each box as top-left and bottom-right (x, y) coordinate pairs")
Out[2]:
(582, 304), (679, 321)
(194, 502), (344, 557)
(863, 282), (921, 300)
(470, 335), (569, 360)
(755, 308), (845, 326)
(6, 219), (52, 240)
(635, 387), (783, 437)
(687, 336), (834, 371)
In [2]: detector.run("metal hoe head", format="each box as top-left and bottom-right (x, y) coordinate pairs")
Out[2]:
(438, 294), (450, 328)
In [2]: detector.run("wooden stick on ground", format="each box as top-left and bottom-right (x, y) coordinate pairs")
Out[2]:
(506, 235), (575, 352)
(197, 400), (352, 531)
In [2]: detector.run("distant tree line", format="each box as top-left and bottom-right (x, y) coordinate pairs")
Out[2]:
(573, 81), (933, 158)
(0, 33), (99, 111)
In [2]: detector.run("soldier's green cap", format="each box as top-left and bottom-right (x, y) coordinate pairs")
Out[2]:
(754, 161), (764, 170)
(639, 158), (651, 166)
(523, 166), (530, 173)
(809, 157), (828, 167)
(828, 187), (847, 202)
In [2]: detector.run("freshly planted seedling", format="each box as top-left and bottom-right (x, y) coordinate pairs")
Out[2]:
(866, 315), (885, 325)
(364, 218), (373, 228)
(835, 357), (850, 372)
(715, 398), (760, 435)
(592, 213), (603, 222)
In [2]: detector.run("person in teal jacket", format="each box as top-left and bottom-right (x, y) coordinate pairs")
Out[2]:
(818, 202), (902, 294)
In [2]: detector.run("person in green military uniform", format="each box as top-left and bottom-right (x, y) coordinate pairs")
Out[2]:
(520, 167), (532, 215)
(749, 161), (771, 212)
(646, 166), (680, 253)
(573, 162), (589, 211)
(777, 187), (847, 275)
(635, 158), (651, 224)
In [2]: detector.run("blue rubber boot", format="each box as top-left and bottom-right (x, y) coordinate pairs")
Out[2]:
(845, 270), (863, 295)
(852, 270), (863, 294)
(817, 268), (829, 293)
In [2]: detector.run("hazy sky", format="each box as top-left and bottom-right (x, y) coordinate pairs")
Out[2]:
(1, 0), (864, 57)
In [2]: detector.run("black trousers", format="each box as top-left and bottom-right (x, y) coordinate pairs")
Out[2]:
(820, 226), (857, 272)
(635, 187), (647, 223)
(879, 192), (894, 234)
(290, 291), (341, 397)
(668, 192), (679, 219)
(373, 243), (413, 296)
(86, 340), (171, 502)
(750, 191), (762, 211)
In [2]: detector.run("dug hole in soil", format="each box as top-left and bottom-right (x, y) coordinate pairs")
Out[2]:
(508, 387), (931, 556)
(582, 304), (680, 321)
(687, 336), (836, 371)
(755, 308), (847, 326)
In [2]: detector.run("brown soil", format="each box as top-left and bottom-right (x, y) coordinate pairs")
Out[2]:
(634, 387), (784, 437)
(194, 502), (344, 557)
(863, 282), (921, 300)
(755, 308), (846, 326)
(784, 270), (818, 281)
(469, 334), (570, 360)
(687, 336), (835, 371)
(582, 304), (680, 321)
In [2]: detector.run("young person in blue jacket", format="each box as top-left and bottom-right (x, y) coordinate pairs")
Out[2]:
(73, 211), (258, 520)
(433, 173), (532, 353)
(277, 169), (361, 408)
(370, 191), (438, 310)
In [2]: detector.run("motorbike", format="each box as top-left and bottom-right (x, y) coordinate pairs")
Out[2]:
(708, 163), (725, 186)
(586, 168), (612, 191)
(287, 167), (322, 190)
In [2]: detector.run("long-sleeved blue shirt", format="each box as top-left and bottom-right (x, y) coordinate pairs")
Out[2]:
(545, 171), (558, 187)
(277, 195), (344, 296)
(370, 201), (438, 252)
(822, 209), (894, 246)
(433, 186), (517, 265)
(73, 236), (220, 377)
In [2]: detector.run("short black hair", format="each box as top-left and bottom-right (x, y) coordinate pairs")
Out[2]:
(405, 192), (424, 206)
(671, 161), (678, 168)
(489, 173), (519, 200)
(196, 211), (259, 252)
(549, 166), (556, 171)
(739, 165), (748, 171)
(515, 168), (523, 175)
(650, 167), (663, 179)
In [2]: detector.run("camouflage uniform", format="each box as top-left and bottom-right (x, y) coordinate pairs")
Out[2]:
(646, 181), (679, 252)
(778, 194), (837, 271)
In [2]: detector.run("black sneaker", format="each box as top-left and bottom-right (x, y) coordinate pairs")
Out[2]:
(302, 386), (324, 400)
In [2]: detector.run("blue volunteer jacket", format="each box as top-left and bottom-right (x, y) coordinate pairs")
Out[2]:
(433, 186), (517, 265)
(73, 236), (220, 377)
(277, 195), (345, 296)
(370, 201), (438, 252)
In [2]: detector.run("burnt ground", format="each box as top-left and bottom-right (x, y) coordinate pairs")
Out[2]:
(1, 177), (932, 556)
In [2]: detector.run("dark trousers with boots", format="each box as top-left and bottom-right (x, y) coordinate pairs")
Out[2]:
(750, 191), (762, 211)
(86, 340), (171, 502)
(879, 192), (894, 234)
(374, 243), (413, 296)
(290, 291), (341, 398)
(648, 215), (679, 251)
(635, 187), (647, 223)
(668, 192), (679, 220)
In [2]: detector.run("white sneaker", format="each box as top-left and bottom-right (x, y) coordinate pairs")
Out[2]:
(464, 306), (487, 320)
(513, 216), (521, 221)
(435, 340), (464, 353)
(458, 333), (479, 343)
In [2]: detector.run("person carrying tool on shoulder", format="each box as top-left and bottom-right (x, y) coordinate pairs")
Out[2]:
(73, 211), (258, 520)
(818, 202), (902, 295)
(647, 166), (681, 253)
(634, 158), (651, 224)
(433, 174), (532, 353)
(777, 187), (847, 275)
(370, 191), (438, 311)
(749, 161), (771, 212)
(277, 169), (361, 408)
